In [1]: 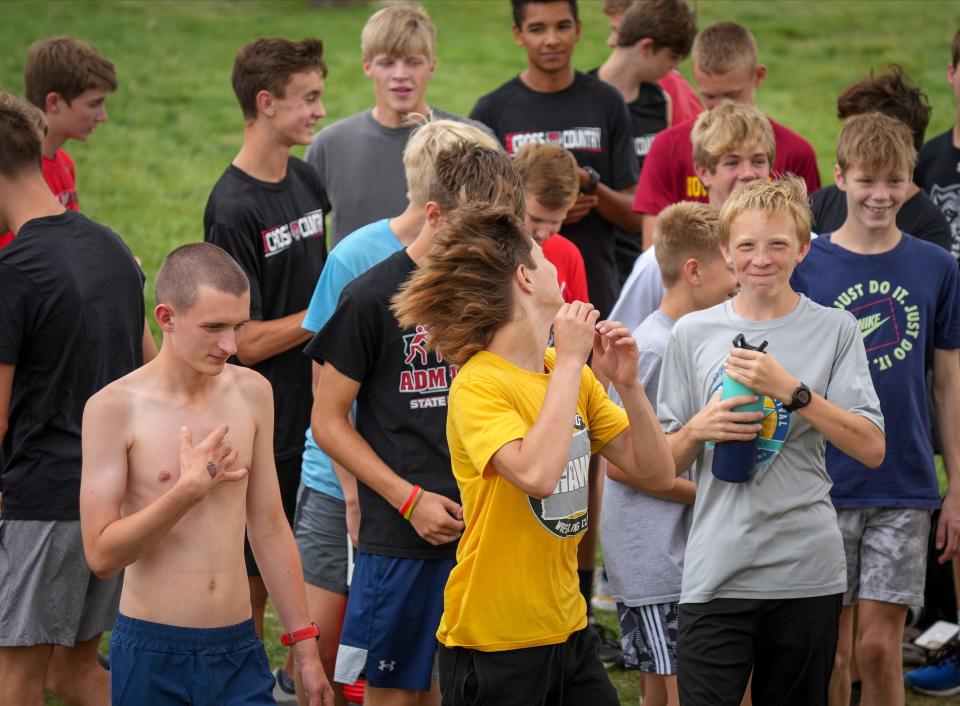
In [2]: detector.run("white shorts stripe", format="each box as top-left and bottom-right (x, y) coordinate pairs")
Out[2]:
(640, 604), (671, 675)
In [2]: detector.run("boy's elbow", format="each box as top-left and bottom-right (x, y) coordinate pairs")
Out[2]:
(864, 439), (885, 469)
(85, 549), (120, 580)
(522, 463), (560, 500)
(860, 427), (885, 469)
(529, 475), (558, 500)
(642, 468), (676, 493)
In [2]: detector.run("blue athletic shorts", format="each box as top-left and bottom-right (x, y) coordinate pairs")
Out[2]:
(109, 613), (275, 705)
(334, 552), (454, 691)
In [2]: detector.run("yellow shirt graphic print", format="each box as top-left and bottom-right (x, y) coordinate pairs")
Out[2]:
(532, 421), (590, 536)
(438, 350), (628, 651)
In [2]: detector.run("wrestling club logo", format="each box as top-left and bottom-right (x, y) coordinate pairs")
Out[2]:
(528, 414), (590, 538)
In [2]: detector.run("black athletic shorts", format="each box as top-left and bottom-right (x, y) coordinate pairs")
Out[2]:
(438, 627), (619, 706)
(678, 594), (842, 706)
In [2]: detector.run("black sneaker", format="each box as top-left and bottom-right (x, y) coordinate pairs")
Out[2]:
(590, 622), (623, 668)
(275, 667), (296, 695)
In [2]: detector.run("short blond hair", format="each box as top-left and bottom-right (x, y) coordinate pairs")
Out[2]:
(404, 119), (500, 206)
(691, 22), (757, 75)
(719, 175), (811, 247)
(361, 4), (436, 62)
(428, 143), (524, 216)
(511, 143), (580, 211)
(654, 202), (721, 286)
(836, 112), (917, 177)
(692, 102), (775, 174)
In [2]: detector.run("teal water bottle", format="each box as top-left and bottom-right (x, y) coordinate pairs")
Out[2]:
(711, 334), (766, 483)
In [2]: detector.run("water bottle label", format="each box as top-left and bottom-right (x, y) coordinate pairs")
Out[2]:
(707, 368), (792, 476)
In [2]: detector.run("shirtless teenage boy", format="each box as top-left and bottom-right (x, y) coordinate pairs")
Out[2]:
(80, 243), (333, 706)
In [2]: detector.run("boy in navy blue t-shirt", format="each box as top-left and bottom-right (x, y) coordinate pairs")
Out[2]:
(793, 112), (960, 706)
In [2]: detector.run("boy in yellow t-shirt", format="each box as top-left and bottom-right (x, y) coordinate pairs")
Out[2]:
(392, 205), (676, 705)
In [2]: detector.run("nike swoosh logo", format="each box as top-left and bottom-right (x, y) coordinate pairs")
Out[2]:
(860, 316), (891, 338)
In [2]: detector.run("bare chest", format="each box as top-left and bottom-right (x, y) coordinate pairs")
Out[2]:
(124, 400), (257, 515)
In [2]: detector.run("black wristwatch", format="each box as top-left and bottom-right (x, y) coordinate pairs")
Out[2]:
(581, 166), (601, 194)
(784, 383), (812, 412)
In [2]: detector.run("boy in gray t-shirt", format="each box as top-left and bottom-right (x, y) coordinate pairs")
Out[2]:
(601, 202), (736, 705)
(304, 5), (490, 246)
(657, 177), (884, 706)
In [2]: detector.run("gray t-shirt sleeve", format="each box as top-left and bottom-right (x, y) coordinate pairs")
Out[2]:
(636, 346), (663, 409)
(825, 311), (885, 432)
(657, 326), (697, 434)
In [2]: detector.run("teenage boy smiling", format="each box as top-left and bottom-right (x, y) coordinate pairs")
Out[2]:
(793, 112), (960, 706)
(471, 0), (641, 318)
(658, 176), (884, 705)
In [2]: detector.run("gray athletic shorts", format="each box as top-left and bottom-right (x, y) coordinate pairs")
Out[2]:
(618, 601), (679, 675)
(294, 485), (349, 595)
(837, 507), (931, 606)
(0, 519), (122, 646)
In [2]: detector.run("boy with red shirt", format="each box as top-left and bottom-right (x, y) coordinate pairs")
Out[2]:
(512, 143), (589, 304)
(0, 37), (116, 249)
(632, 22), (820, 248)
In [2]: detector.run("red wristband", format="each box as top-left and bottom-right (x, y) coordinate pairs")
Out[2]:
(399, 484), (422, 517)
(280, 622), (320, 647)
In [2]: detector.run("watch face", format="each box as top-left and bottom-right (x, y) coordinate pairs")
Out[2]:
(796, 387), (812, 405)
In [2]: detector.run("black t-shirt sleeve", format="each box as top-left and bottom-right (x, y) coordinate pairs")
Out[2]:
(0, 264), (37, 365)
(206, 221), (264, 319)
(303, 289), (380, 383)
(469, 93), (498, 138)
(916, 138), (937, 188)
(810, 186), (844, 234)
(607, 90), (639, 190)
(905, 197), (952, 254)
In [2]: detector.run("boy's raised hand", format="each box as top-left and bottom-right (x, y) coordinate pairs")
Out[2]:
(553, 301), (600, 369)
(176, 424), (247, 502)
(592, 320), (639, 388)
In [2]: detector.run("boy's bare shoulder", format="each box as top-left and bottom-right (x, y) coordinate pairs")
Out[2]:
(85, 365), (146, 419)
(225, 363), (272, 402)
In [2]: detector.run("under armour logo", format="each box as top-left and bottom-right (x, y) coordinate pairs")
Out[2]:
(378, 660), (396, 672)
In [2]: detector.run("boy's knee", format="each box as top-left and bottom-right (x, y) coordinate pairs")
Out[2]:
(856, 633), (899, 672)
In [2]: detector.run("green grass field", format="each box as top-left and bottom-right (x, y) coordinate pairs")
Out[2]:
(5, 0), (959, 703)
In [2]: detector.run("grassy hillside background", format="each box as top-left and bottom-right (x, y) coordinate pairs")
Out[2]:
(3, 0), (959, 703)
(3, 0), (959, 331)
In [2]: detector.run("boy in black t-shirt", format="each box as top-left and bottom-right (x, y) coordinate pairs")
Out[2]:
(307, 144), (523, 705)
(470, 0), (641, 318)
(811, 65), (952, 256)
(203, 37), (329, 689)
(917, 29), (960, 261)
(0, 90), (144, 706)
(592, 0), (697, 286)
